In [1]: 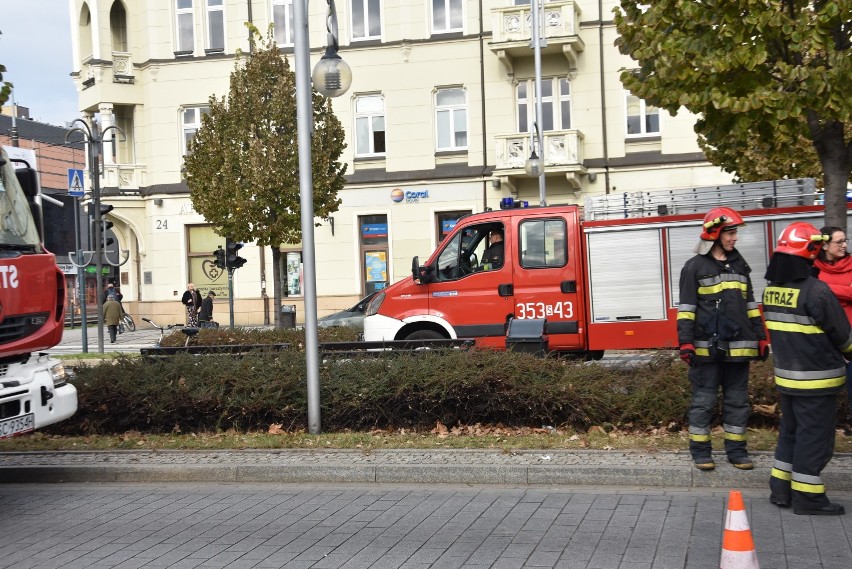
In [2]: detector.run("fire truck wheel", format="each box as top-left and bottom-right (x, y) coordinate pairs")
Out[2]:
(404, 329), (445, 341)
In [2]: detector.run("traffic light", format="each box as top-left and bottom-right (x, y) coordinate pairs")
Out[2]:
(88, 203), (115, 248)
(213, 246), (226, 269)
(225, 238), (247, 270)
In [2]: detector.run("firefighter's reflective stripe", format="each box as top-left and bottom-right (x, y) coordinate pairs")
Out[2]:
(792, 472), (825, 495)
(688, 425), (711, 442)
(775, 366), (846, 390)
(724, 423), (747, 441)
(764, 310), (824, 334)
(746, 301), (761, 320)
(677, 304), (696, 320)
(771, 460), (793, 481)
(697, 273), (748, 296)
(693, 340), (758, 358)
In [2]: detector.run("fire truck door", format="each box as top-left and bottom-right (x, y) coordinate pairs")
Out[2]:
(427, 221), (513, 348)
(511, 216), (584, 351)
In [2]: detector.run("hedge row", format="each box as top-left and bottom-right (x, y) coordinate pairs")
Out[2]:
(49, 345), (845, 436)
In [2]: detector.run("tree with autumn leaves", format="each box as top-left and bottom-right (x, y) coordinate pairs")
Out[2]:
(183, 29), (347, 327)
(615, 0), (851, 228)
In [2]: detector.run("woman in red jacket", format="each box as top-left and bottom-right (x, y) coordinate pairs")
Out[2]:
(815, 226), (852, 429)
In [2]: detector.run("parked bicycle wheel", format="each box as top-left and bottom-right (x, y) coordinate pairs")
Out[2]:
(123, 314), (136, 332)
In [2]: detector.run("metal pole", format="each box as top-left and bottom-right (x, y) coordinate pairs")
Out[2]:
(10, 89), (18, 147)
(294, 0), (322, 434)
(531, 0), (547, 206)
(228, 269), (235, 331)
(74, 196), (88, 352)
(90, 122), (105, 353)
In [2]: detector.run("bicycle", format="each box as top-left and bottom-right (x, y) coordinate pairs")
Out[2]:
(118, 313), (136, 334)
(142, 317), (198, 348)
(141, 317), (179, 347)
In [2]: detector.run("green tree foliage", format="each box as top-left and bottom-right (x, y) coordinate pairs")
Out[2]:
(614, 1), (852, 228)
(183, 28), (347, 325)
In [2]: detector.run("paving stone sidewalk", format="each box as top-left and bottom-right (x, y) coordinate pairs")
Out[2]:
(2, 448), (852, 490)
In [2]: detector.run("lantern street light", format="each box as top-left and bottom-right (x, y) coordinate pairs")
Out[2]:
(525, 122), (543, 177)
(294, 0), (351, 434)
(66, 119), (128, 354)
(529, 0), (547, 206)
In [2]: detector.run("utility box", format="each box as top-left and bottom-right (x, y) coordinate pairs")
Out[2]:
(506, 318), (548, 356)
(280, 304), (296, 329)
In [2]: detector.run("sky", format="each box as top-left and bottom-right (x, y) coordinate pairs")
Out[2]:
(0, 0), (78, 127)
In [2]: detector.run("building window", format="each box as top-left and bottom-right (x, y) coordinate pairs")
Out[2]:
(625, 92), (660, 136)
(187, 225), (229, 298)
(432, 0), (463, 33)
(436, 210), (470, 243)
(352, 0), (381, 41)
(175, 0), (195, 53)
(272, 0), (294, 46)
(519, 218), (567, 269)
(182, 106), (209, 154)
(355, 95), (385, 156)
(517, 78), (571, 134)
(360, 215), (389, 295)
(435, 88), (467, 151)
(206, 0), (224, 51)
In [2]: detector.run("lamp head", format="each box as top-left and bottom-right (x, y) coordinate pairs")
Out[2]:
(525, 151), (543, 177)
(312, 49), (352, 98)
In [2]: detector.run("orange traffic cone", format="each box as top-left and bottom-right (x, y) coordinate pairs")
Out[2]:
(720, 490), (759, 569)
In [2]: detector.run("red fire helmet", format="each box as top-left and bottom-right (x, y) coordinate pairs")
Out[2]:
(700, 207), (744, 241)
(775, 222), (828, 260)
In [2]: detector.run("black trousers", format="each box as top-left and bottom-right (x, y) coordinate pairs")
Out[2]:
(770, 393), (837, 509)
(107, 324), (118, 343)
(687, 361), (751, 460)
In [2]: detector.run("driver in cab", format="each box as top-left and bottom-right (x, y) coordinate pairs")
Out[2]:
(480, 227), (504, 271)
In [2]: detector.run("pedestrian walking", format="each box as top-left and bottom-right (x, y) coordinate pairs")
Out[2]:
(677, 207), (768, 471)
(103, 294), (124, 344)
(764, 222), (851, 515)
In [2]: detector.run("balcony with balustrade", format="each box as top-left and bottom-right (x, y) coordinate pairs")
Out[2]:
(489, 1), (585, 71)
(492, 129), (585, 189)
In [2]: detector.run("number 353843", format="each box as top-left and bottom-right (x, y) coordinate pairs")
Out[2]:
(516, 302), (574, 319)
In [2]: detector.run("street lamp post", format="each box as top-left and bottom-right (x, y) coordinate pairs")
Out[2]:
(529, 0), (547, 206)
(294, 0), (351, 434)
(66, 119), (128, 353)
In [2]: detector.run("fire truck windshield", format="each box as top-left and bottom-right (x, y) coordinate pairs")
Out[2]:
(0, 149), (41, 249)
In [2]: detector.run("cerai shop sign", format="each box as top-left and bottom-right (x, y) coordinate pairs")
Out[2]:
(391, 188), (430, 204)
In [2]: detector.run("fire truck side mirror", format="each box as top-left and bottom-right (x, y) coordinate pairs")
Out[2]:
(411, 256), (434, 284)
(14, 167), (38, 199)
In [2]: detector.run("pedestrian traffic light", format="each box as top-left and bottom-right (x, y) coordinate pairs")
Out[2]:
(213, 246), (226, 269)
(225, 238), (247, 270)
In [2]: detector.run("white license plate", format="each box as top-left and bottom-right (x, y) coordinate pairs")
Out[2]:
(0, 414), (35, 438)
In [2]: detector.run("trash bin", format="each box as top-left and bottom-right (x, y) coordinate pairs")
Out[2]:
(505, 318), (548, 356)
(281, 304), (296, 329)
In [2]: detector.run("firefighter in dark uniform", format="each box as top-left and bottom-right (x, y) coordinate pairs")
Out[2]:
(678, 207), (768, 471)
(764, 222), (851, 515)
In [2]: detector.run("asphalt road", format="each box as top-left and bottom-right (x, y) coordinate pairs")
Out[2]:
(1, 483), (850, 569)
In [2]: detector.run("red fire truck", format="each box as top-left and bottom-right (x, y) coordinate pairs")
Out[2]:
(0, 147), (77, 438)
(364, 178), (831, 358)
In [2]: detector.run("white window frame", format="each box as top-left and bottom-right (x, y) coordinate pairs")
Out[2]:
(355, 95), (386, 157)
(516, 77), (572, 133)
(206, 0), (225, 51)
(272, 0), (294, 47)
(625, 91), (661, 137)
(182, 106), (209, 155)
(175, 0), (195, 54)
(435, 87), (467, 151)
(432, 0), (463, 34)
(351, 0), (382, 41)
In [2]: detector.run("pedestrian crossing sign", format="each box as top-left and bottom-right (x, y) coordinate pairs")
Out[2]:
(68, 168), (85, 197)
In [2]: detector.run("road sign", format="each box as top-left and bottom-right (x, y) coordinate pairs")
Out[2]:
(68, 169), (85, 197)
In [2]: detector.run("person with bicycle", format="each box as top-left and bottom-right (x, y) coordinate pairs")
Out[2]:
(103, 293), (125, 344)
